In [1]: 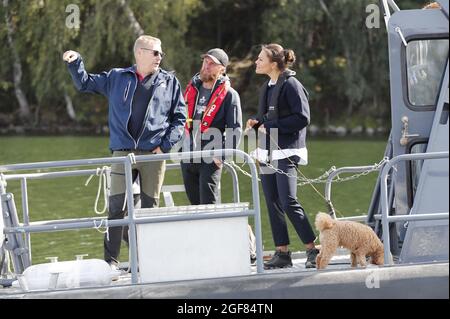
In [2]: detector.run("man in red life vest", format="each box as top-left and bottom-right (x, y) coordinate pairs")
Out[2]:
(181, 48), (242, 205)
(181, 49), (258, 263)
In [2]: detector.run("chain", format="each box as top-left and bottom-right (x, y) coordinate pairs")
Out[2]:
(229, 161), (261, 181)
(228, 156), (388, 186)
(227, 129), (389, 220)
(324, 157), (389, 184)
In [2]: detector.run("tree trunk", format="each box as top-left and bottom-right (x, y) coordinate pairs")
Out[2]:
(318, 0), (332, 20)
(117, 0), (144, 37)
(3, 0), (31, 121)
(64, 92), (77, 121)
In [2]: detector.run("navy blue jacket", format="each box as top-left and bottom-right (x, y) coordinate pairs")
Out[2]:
(255, 71), (310, 150)
(67, 56), (186, 153)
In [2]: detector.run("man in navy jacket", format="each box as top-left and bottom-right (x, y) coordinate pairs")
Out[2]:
(63, 35), (186, 267)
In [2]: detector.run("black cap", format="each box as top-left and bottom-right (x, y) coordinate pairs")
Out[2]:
(201, 48), (229, 67)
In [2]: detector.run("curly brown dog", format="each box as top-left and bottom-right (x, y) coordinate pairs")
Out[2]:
(314, 212), (384, 269)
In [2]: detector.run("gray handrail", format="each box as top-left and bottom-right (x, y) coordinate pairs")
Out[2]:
(3, 210), (251, 233)
(222, 161), (240, 203)
(380, 151), (449, 265)
(325, 165), (383, 219)
(2, 162), (240, 203)
(0, 149), (262, 283)
(2, 160), (241, 265)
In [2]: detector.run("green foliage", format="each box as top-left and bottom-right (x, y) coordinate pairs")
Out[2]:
(258, 0), (388, 126)
(0, 0), (434, 127)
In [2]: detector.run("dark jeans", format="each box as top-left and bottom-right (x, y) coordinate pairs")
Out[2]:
(181, 161), (222, 204)
(260, 157), (316, 247)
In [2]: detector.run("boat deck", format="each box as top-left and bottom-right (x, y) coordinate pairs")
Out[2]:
(107, 249), (355, 286)
(1, 248), (447, 299)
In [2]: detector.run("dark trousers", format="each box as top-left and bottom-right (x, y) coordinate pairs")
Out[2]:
(181, 161), (222, 204)
(260, 157), (316, 247)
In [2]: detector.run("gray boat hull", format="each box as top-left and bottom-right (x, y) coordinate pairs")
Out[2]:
(1, 262), (447, 299)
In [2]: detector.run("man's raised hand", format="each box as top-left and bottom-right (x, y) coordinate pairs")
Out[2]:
(63, 50), (79, 63)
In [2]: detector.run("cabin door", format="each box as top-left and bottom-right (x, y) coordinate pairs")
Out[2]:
(387, 7), (449, 217)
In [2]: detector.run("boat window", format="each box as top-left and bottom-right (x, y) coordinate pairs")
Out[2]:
(406, 39), (448, 107)
(409, 142), (427, 206)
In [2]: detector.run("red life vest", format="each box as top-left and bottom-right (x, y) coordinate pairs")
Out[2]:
(184, 80), (229, 133)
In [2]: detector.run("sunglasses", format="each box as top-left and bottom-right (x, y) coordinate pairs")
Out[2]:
(140, 47), (166, 58)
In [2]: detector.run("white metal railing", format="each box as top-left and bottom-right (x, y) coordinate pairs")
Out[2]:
(380, 151), (449, 265)
(0, 149), (263, 284)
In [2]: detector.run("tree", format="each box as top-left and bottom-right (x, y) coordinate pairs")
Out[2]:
(2, 0), (31, 121)
(0, 0), (432, 129)
(117, 0), (144, 37)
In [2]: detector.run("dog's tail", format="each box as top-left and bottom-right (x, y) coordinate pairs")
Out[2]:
(315, 212), (334, 231)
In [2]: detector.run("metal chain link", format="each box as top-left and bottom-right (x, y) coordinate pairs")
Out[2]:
(324, 157), (389, 185)
(231, 130), (389, 219)
(228, 156), (388, 187)
(235, 130), (389, 186)
(229, 161), (261, 181)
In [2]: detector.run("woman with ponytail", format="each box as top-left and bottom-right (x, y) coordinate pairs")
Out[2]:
(246, 44), (319, 269)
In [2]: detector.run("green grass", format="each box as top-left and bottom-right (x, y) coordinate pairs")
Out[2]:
(0, 136), (386, 264)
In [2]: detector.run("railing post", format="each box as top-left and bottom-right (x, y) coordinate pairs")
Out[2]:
(244, 153), (263, 273)
(223, 162), (240, 203)
(20, 178), (31, 265)
(380, 164), (392, 265)
(379, 151), (449, 265)
(124, 158), (139, 284)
